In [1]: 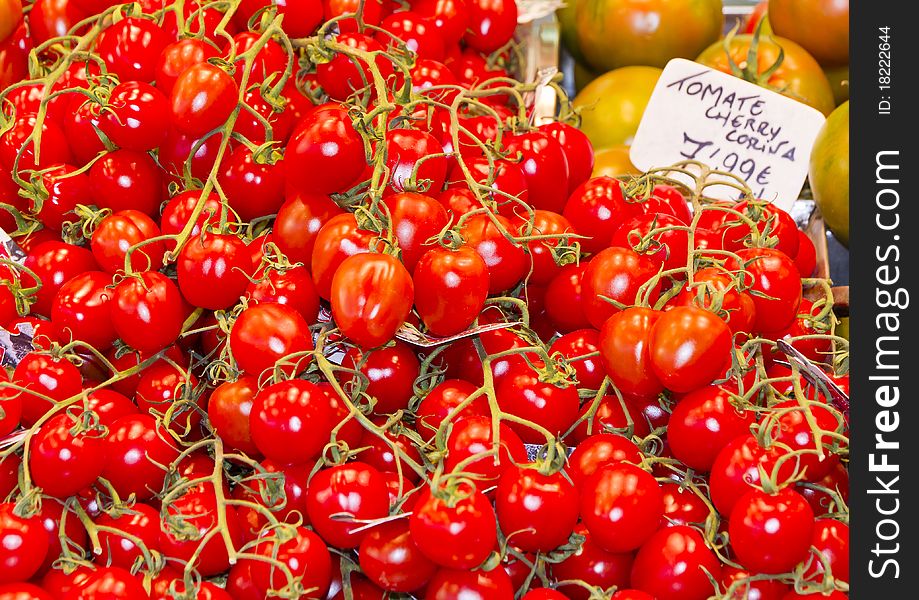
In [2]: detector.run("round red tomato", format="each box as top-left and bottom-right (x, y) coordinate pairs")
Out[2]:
(668, 385), (756, 472)
(549, 328), (605, 390)
(98, 81), (168, 151)
(611, 213), (690, 274)
(648, 306), (733, 393)
(504, 131), (570, 213)
(13, 351), (82, 426)
(344, 341), (419, 414)
(544, 263), (592, 333)
(170, 62), (238, 137)
(177, 232), (253, 309)
(563, 176), (639, 254)
(91, 209), (165, 275)
(460, 213), (528, 294)
(218, 147), (286, 221)
(425, 567), (514, 599)
(410, 482), (497, 569)
(111, 272), (184, 354)
(709, 435), (793, 516)
(94, 503), (160, 570)
(567, 433), (642, 488)
(550, 523), (634, 600)
(540, 121), (595, 193)
(287, 105), (367, 194)
(413, 245), (489, 337)
(582, 247), (661, 329)
(247, 525), (332, 596)
(316, 33), (393, 101)
(306, 462), (390, 549)
(384, 191), (449, 270)
(310, 212), (376, 299)
(727, 248), (802, 333)
(0, 503), (48, 584)
(230, 301), (315, 377)
(580, 463), (663, 554)
(496, 466), (580, 552)
(598, 307), (663, 397)
(630, 525), (722, 600)
(159, 485), (244, 576)
(249, 380), (334, 465)
(359, 520), (437, 592)
(414, 378), (489, 441)
(50, 271), (116, 349)
(155, 37), (220, 95)
(28, 413), (105, 498)
(673, 267), (757, 335)
(803, 518), (849, 584)
(464, 0), (517, 53)
(729, 488), (815, 574)
(378, 11), (445, 60)
(496, 367), (580, 443)
(101, 414), (180, 500)
(31, 165), (91, 232)
(96, 17), (170, 82)
(89, 149), (164, 216)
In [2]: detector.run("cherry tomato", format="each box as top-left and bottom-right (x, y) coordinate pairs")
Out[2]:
(544, 263), (592, 333)
(102, 414), (180, 500)
(13, 351), (83, 426)
(425, 567), (515, 599)
(803, 518), (849, 584)
(567, 432), (642, 487)
(770, 399), (845, 481)
(541, 121), (594, 193)
(96, 17), (170, 82)
(177, 232), (253, 309)
(464, 0), (517, 53)
(580, 462), (663, 553)
(287, 105), (368, 195)
(668, 385), (756, 472)
(726, 248), (802, 333)
(218, 147), (286, 221)
(582, 247), (661, 329)
(91, 209), (165, 274)
(719, 200), (800, 256)
(496, 466), (579, 552)
(155, 37), (220, 95)
(410, 482), (497, 569)
(549, 328), (605, 390)
(384, 191), (449, 270)
(359, 520), (437, 592)
(207, 376), (259, 455)
(311, 212), (376, 299)
(49, 271), (116, 349)
(551, 523), (634, 600)
(230, 301), (315, 377)
(504, 131), (570, 213)
(563, 176), (639, 254)
(385, 128), (448, 194)
(169, 62), (238, 137)
(343, 341), (419, 414)
(598, 307), (663, 397)
(729, 488), (815, 574)
(159, 485), (244, 576)
(249, 379), (334, 464)
(496, 367), (580, 443)
(98, 81), (168, 151)
(720, 566), (790, 600)
(413, 245), (489, 336)
(273, 191), (343, 266)
(648, 306), (733, 393)
(709, 435), (793, 516)
(672, 267), (757, 335)
(89, 149), (164, 217)
(28, 413), (105, 498)
(460, 213), (528, 294)
(611, 213), (690, 274)
(30, 165), (91, 232)
(0, 113), (73, 175)
(630, 525), (722, 600)
(159, 190), (226, 248)
(247, 525), (332, 596)
(305, 462), (390, 549)
(316, 33), (393, 101)
(94, 503), (160, 570)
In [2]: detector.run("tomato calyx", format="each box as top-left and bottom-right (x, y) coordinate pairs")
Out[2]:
(721, 20), (790, 94)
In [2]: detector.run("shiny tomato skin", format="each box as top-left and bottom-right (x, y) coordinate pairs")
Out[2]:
(31, 165), (91, 232)
(306, 462), (390, 549)
(672, 267), (757, 335)
(286, 105), (367, 195)
(344, 341), (419, 414)
(443, 415), (527, 488)
(160, 485), (244, 577)
(551, 524), (634, 600)
(383, 191), (450, 270)
(464, 0), (517, 53)
(563, 176), (639, 254)
(794, 230), (818, 277)
(720, 566), (790, 600)
(158, 190), (224, 245)
(111, 271), (184, 354)
(247, 526), (332, 596)
(598, 307), (663, 397)
(231, 302), (315, 377)
(13, 352), (83, 426)
(177, 232), (253, 310)
(385, 128), (448, 194)
(218, 147), (286, 221)
(207, 376), (259, 455)
(60, 565), (150, 599)
(719, 200), (800, 257)
(378, 11), (445, 60)
(0, 503), (48, 584)
(611, 213), (690, 274)
(98, 81), (169, 151)
(668, 385), (756, 472)
(495, 368), (580, 444)
(413, 245), (489, 336)
(331, 253), (415, 348)
(582, 247), (661, 329)
(648, 306), (733, 393)
(544, 263), (592, 333)
(249, 379), (334, 465)
(771, 399), (844, 482)
(660, 482), (711, 528)
(425, 567), (515, 599)
(94, 503), (160, 570)
(802, 518), (849, 584)
(316, 33), (393, 101)
(414, 378), (489, 441)
(729, 488), (815, 574)
(580, 463), (663, 554)
(50, 271), (116, 349)
(169, 62), (238, 137)
(709, 435), (793, 516)
(410, 483), (497, 569)
(246, 265), (320, 323)
(89, 149), (164, 217)
(91, 209), (165, 274)
(102, 414), (180, 500)
(28, 413), (105, 498)
(515, 209), (576, 286)
(567, 433), (642, 487)
(549, 328), (605, 390)
(158, 126), (221, 182)
(155, 37), (220, 95)
(495, 466), (580, 553)
(460, 213), (528, 294)
(541, 121), (595, 193)
(96, 16), (170, 82)
(0, 113), (73, 175)
(358, 520), (437, 592)
(728, 248), (803, 333)
(630, 525), (722, 600)
(448, 156), (529, 209)
(504, 131), (570, 213)
(311, 212), (376, 299)
(273, 191), (344, 266)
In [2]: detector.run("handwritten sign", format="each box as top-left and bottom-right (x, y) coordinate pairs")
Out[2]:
(630, 59), (827, 211)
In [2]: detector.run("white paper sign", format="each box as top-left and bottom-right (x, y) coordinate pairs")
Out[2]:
(630, 59), (827, 211)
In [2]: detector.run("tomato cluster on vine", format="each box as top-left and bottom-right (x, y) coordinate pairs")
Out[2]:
(0, 1), (848, 599)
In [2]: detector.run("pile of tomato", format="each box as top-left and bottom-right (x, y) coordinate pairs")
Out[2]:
(0, 1), (849, 599)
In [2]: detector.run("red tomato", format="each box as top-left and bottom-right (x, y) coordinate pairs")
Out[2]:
(598, 307), (663, 397)
(496, 466), (580, 552)
(28, 413), (105, 498)
(31, 165), (91, 232)
(50, 271), (116, 349)
(729, 488), (815, 574)
(169, 62), (238, 137)
(159, 485), (244, 576)
(413, 245), (489, 336)
(218, 147), (286, 221)
(567, 432), (642, 487)
(549, 328), (605, 390)
(464, 0), (517, 53)
(504, 131), (570, 213)
(425, 567), (515, 599)
(249, 379), (334, 464)
(611, 213), (690, 274)
(96, 17), (170, 82)
(273, 191), (343, 266)
(384, 191), (449, 270)
(648, 306), (733, 393)
(13, 351), (82, 425)
(496, 367), (580, 443)
(668, 385), (756, 472)
(306, 462), (390, 549)
(726, 248), (802, 333)
(448, 157), (529, 209)
(230, 301), (315, 377)
(247, 526), (332, 596)
(460, 213), (528, 294)
(0, 503), (48, 584)
(102, 414), (180, 500)
(794, 230), (818, 277)
(410, 482), (497, 569)
(443, 415), (527, 487)
(414, 378), (489, 440)
(236, 0), (323, 37)
(229, 32), (288, 86)
(414, 0), (469, 46)
(91, 209), (165, 274)
(155, 38), (220, 95)
(98, 81), (168, 151)
(207, 376), (259, 456)
(515, 209), (576, 285)
(379, 11), (445, 60)
(660, 482), (711, 527)
(0, 113), (73, 175)
(246, 265), (320, 322)
(672, 267), (757, 335)
(94, 503), (160, 570)
(331, 253), (415, 348)
(385, 128), (448, 194)
(316, 33), (394, 101)
(158, 127), (222, 181)
(709, 435), (793, 516)
(803, 518), (849, 584)
(359, 520), (437, 592)
(630, 526), (722, 600)
(719, 200), (800, 257)
(89, 149), (164, 216)
(544, 263), (592, 333)
(287, 105), (367, 195)
(580, 463), (663, 554)
(159, 190), (224, 246)
(720, 566), (790, 600)
(563, 176), (639, 254)
(177, 232), (253, 309)
(311, 212), (376, 299)
(358, 426), (424, 484)
(551, 524), (634, 600)
(540, 121), (595, 193)
(582, 247), (661, 329)
(770, 399), (845, 481)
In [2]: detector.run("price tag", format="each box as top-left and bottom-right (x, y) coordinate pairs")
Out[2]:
(630, 58), (827, 211)
(0, 226), (26, 264)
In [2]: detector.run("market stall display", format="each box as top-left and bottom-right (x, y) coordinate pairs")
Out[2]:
(0, 1), (849, 599)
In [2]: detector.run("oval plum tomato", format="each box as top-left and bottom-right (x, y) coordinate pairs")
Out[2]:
(249, 380), (334, 464)
(98, 81), (168, 152)
(0, 503), (48, 584)
(247, 526), (332, 596)
(89, 149), (164, 216)
(359, 520), (437, 592)
(160, 485), (244, 577)
(31, 165), (91, 232)
(567, 433), (642, 487)
(13, 352), (82, 426)
(383, 191), (449, 270)
(582, 247), (661, 329)
(94, 503), (160, 570)
(331, 253), (414, 348)
(727, 248), (802, 333)
(102, 414), (180, 500)
(306, 462), (390, 549)
(231, 302), (314, 377)
(343, 341), (419, 414)
(551, 524), (634, 600)
(598, 307), (664, 397)
(425, 567), (514, 599)
(158, 190), (224, 245)
(464, 0), (517, 53)
(155, 37), (220, 95)
(443, 415), (527, 487)
(29, 412), (105, 498)
(169, 62), (238, 137)
(410, 482), (497, 569)
(544, 263), (591, 333)
(218, 147), (286, 221)
(504, 131), (570, 213)
(111, 272), (184, 354)
(50, 271), (116, 349)
(580, 463), (663, 554)
(207, 376), (259, 455)
(770, 400), (845, 481)
(495, 368), (580, 443)
(719, 200), (800, 256)
(729, 488), (815, 574)
(414, 0), (469, 47)
(273, 191), (343, 265)
(648, 306), (733, 393)
(563, 176), (639, 254)
(673, 267), (757, 335)
(515, 209), (575, 285)
(630, 525), (722, 600)
(460, 213), (528, 294)
(91, 209), (165, 274)
(540, 121), (594, 193)
(794, 230), (817, 277)
(311, 212), (376, 299)
(385, 128), (448, 194)
(316, 33), (393, 101)
(661, 482), (711, 527)
(414, 378), (489, 441)
(177, 232), (253, 309)
(496, 466), (579, 553)
(668, 385), (756, 472)
(803, 518), (849, 584)
(96, 17), (170, 82)
(611, 213), (690, 273)
(378, 11), (445, 60)
(246, 265), (320, 322)
(709, 434), (793, 516)
(0, 113), (73, 175)
(720, 566), (790, 599)
(413, 245), (489, 336)
(287, 105), (367, 195)
(549, 328), (605, 390)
